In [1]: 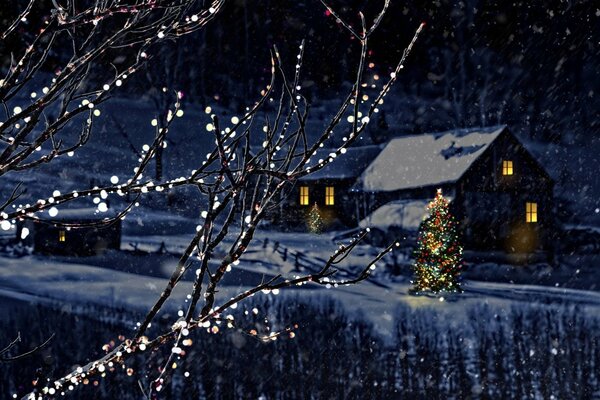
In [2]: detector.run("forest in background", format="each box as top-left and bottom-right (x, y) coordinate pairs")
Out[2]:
(2, 0), (596, 143)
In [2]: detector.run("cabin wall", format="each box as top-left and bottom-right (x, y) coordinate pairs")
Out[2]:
(32, 220), (122, 256)
(272, 179), (357, 230)
(454, 132), (555, 252)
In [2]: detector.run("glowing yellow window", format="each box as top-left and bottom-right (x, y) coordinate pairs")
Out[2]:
(525, 202), (538, 223)
(502, 160), (513, 175)
(325, 186), (335, 206)
(58, 230), (66, 242)
(299, 186), (309, 206)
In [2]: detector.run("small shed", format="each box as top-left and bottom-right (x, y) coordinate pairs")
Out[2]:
(18, 208), (121, 256)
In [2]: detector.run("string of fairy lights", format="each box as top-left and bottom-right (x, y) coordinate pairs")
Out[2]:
(412, 189), (463, 293)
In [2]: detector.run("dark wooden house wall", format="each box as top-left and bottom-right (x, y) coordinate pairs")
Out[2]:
(272, 179), (358, 230)
(30, 220), (122, 256)
(452, 130), (555, 251)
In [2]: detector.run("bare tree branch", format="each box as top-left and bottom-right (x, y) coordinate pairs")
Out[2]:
(0, 0), (225, 176)
(9, 1), (426, 398)
(0, 333), (55, 363)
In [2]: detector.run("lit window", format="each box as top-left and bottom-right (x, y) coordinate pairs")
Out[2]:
(502, 160), (513, 175)
(299, 186), (309, 206)
(525, 202), (538, 223)
(59, 230), (66, 242)
(325, 186), (335, 206)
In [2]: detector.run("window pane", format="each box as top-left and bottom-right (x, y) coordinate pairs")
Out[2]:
(325, 186), (334, 205)
(300, 186), (309, 205)
(502, 160), (513, 176)
(526, 202), (538, 223)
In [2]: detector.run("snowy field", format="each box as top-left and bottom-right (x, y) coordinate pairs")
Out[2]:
(2, 226), (600, 399)
(3, 246), (600, 399)
(2, 228), (600, 338)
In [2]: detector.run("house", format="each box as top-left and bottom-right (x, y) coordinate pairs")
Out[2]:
(17, 208), (122, 256)
(272, 145), (382, 230)
(281, 125), (555, 253)
(353, 125), (555, 252)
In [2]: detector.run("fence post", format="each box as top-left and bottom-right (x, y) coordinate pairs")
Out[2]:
(294, 253), (301, 272)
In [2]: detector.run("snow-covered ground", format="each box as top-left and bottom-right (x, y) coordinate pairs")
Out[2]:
(1, 91), (597, 322)
(2, 228), (600, 340)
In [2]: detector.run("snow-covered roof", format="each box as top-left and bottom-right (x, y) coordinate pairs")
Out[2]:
(36, 207), (120, 221)
(300, 145), (383, 181)
(359, 198), (448, 231)
(356, 126), (506, 192)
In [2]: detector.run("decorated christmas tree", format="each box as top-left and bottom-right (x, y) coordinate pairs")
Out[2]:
(412, 189), (463, 293)
(307, 203), (324, 234)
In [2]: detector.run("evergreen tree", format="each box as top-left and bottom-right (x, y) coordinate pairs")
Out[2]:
(307, 203), (324, 234)
(412, 189), (462, 293)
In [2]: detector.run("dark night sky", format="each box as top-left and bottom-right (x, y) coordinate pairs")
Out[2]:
(2, 0), (597, 140)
